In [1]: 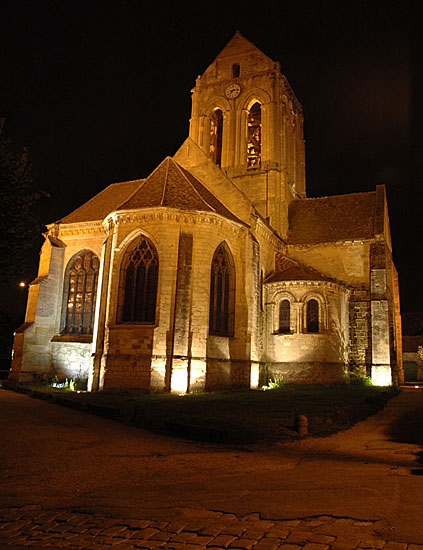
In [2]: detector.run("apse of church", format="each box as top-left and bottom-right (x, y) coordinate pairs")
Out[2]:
(9, 32), (403, 391)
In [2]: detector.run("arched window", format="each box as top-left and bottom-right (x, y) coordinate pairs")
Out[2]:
(210, 109), (223, 166)
(232, 63), (240, 78)
(247, 102), (261, 169)
(118, 236), (158, 323)
(209, 242), (235, 336)
(279, 300), (290, 333)
(64, 250), (99, 334)
(306, 299), (319, 333)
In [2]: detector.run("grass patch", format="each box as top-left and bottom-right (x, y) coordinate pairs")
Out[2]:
(15, 383), (400, 445)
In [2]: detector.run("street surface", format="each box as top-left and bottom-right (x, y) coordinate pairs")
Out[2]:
(1, 387), (423, 548)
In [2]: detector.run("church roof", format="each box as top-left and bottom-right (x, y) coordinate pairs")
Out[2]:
(214, 31), (273, 61)
(265, 254), (337, 284)
(287, 191), (377, 245)
(116, 157), (243, 224)
(59, 157), (243, 226)
(59, 179), (143, 224)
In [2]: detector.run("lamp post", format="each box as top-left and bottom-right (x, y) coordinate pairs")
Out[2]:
(17, 282), (27, 324)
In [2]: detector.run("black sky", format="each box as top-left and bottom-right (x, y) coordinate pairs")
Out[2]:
(1, 0), (421, 314)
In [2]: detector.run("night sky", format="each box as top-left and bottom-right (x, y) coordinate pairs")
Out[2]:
(1, 1), (420, 316)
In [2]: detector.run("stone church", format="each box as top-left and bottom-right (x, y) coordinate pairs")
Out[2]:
(10, 32), (403, 392)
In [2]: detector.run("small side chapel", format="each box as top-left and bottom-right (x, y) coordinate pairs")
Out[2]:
(10, 32), (403, 391)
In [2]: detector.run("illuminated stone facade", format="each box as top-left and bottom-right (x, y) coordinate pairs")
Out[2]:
(9, 32), (403, 390)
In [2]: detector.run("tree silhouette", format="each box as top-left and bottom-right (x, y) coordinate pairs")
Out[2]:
(0, 118), (45, 283)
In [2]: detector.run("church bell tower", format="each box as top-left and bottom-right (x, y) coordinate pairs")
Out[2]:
(188, 31), (306, 238)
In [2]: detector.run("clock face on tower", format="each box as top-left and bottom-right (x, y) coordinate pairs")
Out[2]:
(225, 83), (241, 98)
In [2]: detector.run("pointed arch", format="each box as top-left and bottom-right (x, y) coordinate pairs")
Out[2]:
(117, 235), (159, 323)
(209, 242), (235, 336)
(209, 108), (223, 166)
(62, 249), (100, 335)
(247, 101), (262, 169)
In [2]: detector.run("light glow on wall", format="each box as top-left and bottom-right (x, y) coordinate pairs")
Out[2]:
(171, 367), (188, 394)
(371, 365), (392, 386)
(250, 363), (259, 389)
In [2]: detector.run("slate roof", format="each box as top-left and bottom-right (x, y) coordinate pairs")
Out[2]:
(265, 254), (337, 284)
(59, 179), (143, 224)
(287, 191), (377, 245)
(117, 157), (243, 224)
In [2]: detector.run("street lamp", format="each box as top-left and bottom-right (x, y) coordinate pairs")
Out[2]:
(17, 282), (27, 322)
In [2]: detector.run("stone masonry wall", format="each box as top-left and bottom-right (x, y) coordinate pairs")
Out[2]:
(265, 281), (350, 374)
(51, 341), (92, 383)
(98, 210), (252, 392)
(349, 289), (371, 378)
(102, 327), (155, 391)
(266, 361), (346, 385)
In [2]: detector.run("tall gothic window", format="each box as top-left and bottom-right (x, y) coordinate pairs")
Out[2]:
(64, 250), (99, 334)
(209, 242), (235, 336)
(279, 300), (290, 333)
(232, 63), (240, 78)
(119, 237), (159, 323)
(210, 109), (223, 166)
(306, 299), (319, 333)
(247, 102), (261, 169)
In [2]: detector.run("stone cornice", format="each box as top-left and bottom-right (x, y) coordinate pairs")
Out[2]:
(105, 208), (248, 235)
(265, 278), (350, 293)
(53, 221), (105, 237)
(253, 215), (286, 250)
(287, 238), (374, 250)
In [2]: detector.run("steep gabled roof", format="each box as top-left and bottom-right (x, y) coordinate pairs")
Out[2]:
(265, 254), (338, 284)
(116, 157), (244, 225)
(58, 157), (244, 226)
(287, 191), (377, 245)
(201, 31), (276, 84)
(59, 179), (143, 224)
(214, 31), (273, 61)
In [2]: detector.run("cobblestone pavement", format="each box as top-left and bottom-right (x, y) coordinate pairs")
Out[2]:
(0, 505), (419, 550)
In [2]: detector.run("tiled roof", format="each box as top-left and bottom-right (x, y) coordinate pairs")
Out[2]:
(265, 254), (336, 284)
(287, 191), (377, 245)
(117, 157), (243, 224)
(59, 179), (142, 224)
(59, 157), (243, 226)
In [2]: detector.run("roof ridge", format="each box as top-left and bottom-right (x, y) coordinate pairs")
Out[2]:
(175, 162), (218, 213)
(109, 177), (145, 186)
(116, 157), (172, 212)
(160, 157), (171, 206)
(300, 190), (377, 202)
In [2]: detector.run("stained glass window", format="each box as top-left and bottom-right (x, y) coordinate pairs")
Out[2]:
(65, 250), (99, 334)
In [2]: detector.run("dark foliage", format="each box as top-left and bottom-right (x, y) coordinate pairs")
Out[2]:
(0, 119), (45, 284)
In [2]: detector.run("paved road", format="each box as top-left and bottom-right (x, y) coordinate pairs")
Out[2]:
(1, 387), (423, 548)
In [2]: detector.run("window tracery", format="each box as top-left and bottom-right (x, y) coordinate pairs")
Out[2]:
(209, 242), (235, 336)
(119, 237), (158, 323)
(64, 250), (99, 334)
